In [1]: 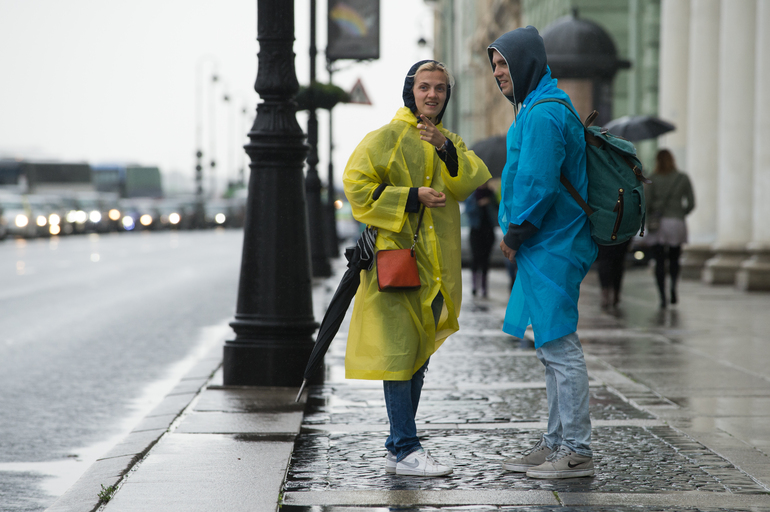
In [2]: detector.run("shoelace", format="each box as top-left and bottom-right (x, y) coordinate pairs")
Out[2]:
(545, 446), (573, 462)
(523, 438), (547, 456)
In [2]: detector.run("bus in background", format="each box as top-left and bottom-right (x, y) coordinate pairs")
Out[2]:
(92, 164), (163, 199)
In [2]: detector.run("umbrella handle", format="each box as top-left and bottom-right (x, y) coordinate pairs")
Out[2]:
(295, 379), (308, 403)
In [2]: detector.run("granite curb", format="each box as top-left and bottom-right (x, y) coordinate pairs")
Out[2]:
(45, 343), (224, 512)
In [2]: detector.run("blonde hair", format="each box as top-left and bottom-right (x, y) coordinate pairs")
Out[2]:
(412, 61), (455, 88)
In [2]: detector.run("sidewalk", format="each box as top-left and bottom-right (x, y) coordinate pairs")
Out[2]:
(48, 258), (770, 512)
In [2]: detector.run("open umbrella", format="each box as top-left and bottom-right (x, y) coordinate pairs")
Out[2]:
(295, 227), (376, 402)
(603, 115), (676, 142)
(471, 135), (507, 178)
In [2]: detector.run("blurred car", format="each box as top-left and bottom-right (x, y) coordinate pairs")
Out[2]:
(24, 194), (69, 236)
(119, 198), (161, 231)
(459, 201), (507, 268)
(204, 200), (233, 228)
(156, 198), (193, 230)
(0, 192), (37, 238)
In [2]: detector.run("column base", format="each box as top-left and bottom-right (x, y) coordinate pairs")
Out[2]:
(223, 338), (317, 387)
(680, 244), (714, 280)
(735, 250), (770, 291)
(702, 248), (749, 285)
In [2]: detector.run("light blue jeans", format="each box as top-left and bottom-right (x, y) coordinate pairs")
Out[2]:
(536, 331), (592, 458)
(383, 292), (443, 462)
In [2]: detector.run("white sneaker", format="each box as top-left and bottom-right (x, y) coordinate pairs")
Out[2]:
(395, 449), (453, 477)
(385, 451), (397, 474)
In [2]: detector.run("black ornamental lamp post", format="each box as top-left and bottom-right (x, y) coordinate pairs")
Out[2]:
(223, 0), (318, 386)
(306, 0), (331, 277)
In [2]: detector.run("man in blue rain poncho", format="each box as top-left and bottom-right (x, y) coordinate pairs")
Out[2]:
(489, 26), (598, 479)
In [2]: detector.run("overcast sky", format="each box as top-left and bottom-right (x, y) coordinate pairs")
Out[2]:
(0, 0), (434, 194)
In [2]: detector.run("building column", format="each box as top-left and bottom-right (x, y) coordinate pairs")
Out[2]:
(736, 0), (770, 290)
(703, 0), (756, 285)
(680, 0), (720, 278)
(657, 0), (690, 169)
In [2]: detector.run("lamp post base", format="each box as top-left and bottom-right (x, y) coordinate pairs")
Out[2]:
(223, 339), (314, 387)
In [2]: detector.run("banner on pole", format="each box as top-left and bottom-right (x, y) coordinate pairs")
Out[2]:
(327, 0), (380, 61)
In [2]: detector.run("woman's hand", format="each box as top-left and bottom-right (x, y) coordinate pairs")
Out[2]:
(418, 187), (446, 208)
(417, 114), (447, 149)
(500, 239), (516, 263)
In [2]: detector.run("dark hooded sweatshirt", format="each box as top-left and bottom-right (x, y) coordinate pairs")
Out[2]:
(488, 26), (548, 249)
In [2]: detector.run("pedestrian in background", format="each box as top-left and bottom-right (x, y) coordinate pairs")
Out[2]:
(645, 148), (695, 308)
(490, 26), (598, 479)
(343, 60), (491, 477)
(464, 181), (497, 298)
(597, 240), (631, 310)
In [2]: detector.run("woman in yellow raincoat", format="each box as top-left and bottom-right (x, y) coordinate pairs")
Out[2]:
(343, 60), (491, 477)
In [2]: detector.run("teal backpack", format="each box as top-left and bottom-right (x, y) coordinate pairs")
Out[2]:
(532, 98), (651, 246)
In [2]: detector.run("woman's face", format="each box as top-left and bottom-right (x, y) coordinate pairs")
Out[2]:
(412, 69), (448, 121)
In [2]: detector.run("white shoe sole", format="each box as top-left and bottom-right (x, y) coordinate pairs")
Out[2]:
(385, 466), (396, 474)
(526, 468), (595, 479)
(502, 462), (534, 472)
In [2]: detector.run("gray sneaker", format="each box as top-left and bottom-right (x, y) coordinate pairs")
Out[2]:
(526, 446), (595, 479)
(502, 437), (553, 472)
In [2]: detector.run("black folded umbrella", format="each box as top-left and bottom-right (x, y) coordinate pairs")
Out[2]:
(603, 115), (676, 142)
(295, 227), (376, 402)
(471, 135), (507, 178)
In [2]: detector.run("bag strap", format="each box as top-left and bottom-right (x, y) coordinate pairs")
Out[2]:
(410, 205), (426, 255)
(530, 98), (595, 217)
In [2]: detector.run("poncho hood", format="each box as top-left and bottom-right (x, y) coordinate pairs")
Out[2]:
(488, 26), (548, 108)
(402, 60), (451, 123)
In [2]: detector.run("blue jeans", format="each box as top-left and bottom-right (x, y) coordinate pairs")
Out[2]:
(383, 292), (443, 462)
(536, 331), (592, 457)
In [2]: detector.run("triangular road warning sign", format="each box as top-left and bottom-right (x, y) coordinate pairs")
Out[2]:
(348, 79), (372, 105)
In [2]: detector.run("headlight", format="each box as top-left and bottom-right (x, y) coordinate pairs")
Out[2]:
(66, 210), (78, 223)
(108, 209), (121, 221)
(74, 210), (87, 224)
(89, 210), (102, 223)
(215, 213), (226, 224)
(122, 216), (135, 230)
(15, 214), (28, 228)
(169, 212), (181, 225)
(49, 224), (61, 235)
(49, 214), (60, 225)
(36, 215), (47, 227)
(139, 214), (153, 226)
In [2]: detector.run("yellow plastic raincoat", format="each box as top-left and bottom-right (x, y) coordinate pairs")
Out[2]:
(343, 106), (491, 380)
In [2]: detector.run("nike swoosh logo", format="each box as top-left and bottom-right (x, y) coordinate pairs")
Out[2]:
(567, 461), (582, 468)
(400, 459), (420, 469)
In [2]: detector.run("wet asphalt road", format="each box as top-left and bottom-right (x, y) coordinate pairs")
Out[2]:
(0, 229), (243, 511)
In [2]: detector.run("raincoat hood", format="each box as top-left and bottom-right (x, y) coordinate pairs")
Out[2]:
(402, 60), (452, 123)
(488, 26), (548, 108)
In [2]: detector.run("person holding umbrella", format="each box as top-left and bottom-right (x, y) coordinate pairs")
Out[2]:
(343, 60), (491, 477)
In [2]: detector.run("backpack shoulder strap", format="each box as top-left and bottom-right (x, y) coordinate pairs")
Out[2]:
(530, 98), (595, 217)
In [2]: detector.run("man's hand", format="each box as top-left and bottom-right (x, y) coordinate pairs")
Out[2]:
(418, 187), (446, 208)
(417, 114), (447, 149)
(500, 239), (516, 263)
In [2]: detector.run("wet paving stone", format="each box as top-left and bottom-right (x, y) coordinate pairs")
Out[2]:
(303, 387), (654, 426)
(285, 427), (767, 494)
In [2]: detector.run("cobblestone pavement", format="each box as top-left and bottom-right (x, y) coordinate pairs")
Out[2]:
(283, 268), (770, 510)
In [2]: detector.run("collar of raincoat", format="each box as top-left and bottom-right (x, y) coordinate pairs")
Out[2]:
(402, 59), (452, 124)
(393, 105), (444, 130)
(487, 25), (548, 108)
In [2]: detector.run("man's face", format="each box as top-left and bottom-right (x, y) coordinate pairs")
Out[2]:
(412, 69), (448, 121)
(491, 50), (513, 97)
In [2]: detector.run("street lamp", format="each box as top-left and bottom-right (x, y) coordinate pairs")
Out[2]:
(223, 0), (318, 386)
(195, 55), (220, 226)
(306, 0), (331, 277)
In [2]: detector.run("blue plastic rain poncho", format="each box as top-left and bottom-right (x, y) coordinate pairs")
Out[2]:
(343, 62), (491, 380)
(489, 27), (598, 347)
